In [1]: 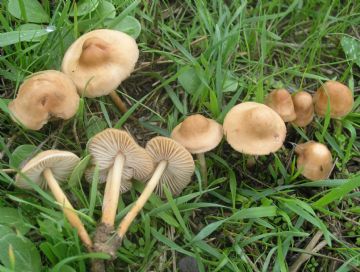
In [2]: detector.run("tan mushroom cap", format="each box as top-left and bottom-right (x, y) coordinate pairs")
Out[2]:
(15, 150), (80, 190)
(313, 81), (354, 118)
(85, 165), (133, 193)
(8, 70), (79, 130)
(295, 141), (333, 181)
(88, 128), (154, 181)
(291, 91), (314, 127)
(145, 137), (195, 197)
(61, 29), (139, 98)
(171, 114), (223, 154)
(265, 89), (296, 122)
(223, 102), (286, 155)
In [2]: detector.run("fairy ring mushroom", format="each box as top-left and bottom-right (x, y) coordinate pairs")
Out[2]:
(171, 114), (223, 187)
(8, 70), (79, 130)
(61, 29), (139, 113)
(291, 91), (314, 127)
(265, 88), (296, 122)
(15, 150), (92, 250)
(223, 102), (286, 155)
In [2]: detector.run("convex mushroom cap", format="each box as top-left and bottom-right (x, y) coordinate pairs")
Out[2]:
(291, 91), (314, 127)
(265, 88), (296, 122)
(145, 137), (195, 197)
(88, 128), (153, 181)
(61, 29), (139, 98)
(8, 70), (79, 130)
(15, 150), (80, 190)
(313, 81), (354, 118)
(171, 114), (223, 154)
(223, 102), (286, 155)
(295, 141), (333, 181)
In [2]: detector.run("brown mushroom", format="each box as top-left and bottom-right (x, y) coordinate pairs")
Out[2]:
(116, 137), (194, 240)
(291, 91), (314, 127)
(8, 70), (79, 130)
(223, 102), (286, 155)
(61, 29), (139, 113)
(88, 129), (153, 228)
(295, 141), (333, 180)
(265, 88), (296, 122)
(313, 81), (354, 118)
(171, 114), (223, 186)
(15, 150), (92, 250)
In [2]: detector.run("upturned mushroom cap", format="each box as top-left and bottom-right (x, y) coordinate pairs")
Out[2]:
(265, 89), (296, 122)
(15, 150), (80, 190)
(8, 70), (79, 130)
(145, 137), (195, 197)
(295, 141), (333, 181)
(291, 91), (314, 127)
(88, 129), (154, 181)
(61, 29), (139, 98)
(223, 102), (286, 155)
(171, 114), (223, 154)
(313, 81), (354, 118)
(85, 165), (133, 193)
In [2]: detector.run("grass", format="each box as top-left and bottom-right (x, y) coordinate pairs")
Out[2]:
(0, 0), (360, 271)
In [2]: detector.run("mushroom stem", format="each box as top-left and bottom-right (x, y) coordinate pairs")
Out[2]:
(117, 160), (168, 239)
(109, 91), (128, 113)
(196, 153), (208, 187)
(43, 168), (93, 250)
(101, 153), (125, 226)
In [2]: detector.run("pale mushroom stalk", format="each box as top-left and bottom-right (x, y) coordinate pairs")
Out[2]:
(101, 153), (125, 226)
(117, 160), (168, 238)
(43, 168), (92, 250)
(196, 153), (208, 187)
(109, 91), (128, 113)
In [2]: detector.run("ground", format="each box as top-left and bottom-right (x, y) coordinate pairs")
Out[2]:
(0, 1), (359, 272)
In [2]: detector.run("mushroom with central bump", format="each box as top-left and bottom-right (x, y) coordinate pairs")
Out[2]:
(116, 137), (195, 241)
(171, 114), (223, 187)
(265, 88), (296, 122)
(15, 150), (92, 250)
(313, 81), (354, 118)
(295, 141), (333, 180)
(61, 29), (139, 113)
(88, 129), (153, 229)
(291, 91), (314, 127)
(8, 70), (79, 130)
(223, 102), (286, 155)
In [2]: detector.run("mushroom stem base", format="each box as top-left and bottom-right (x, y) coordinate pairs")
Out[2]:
(117, 160), (168, 239)
(196, 153), (208, 187)
(109, 91), (128, 113)
(43, 168), (92, 250)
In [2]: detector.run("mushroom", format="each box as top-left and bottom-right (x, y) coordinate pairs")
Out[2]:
(291, 91), (314, 127)
(116, 136), (194, 241)
(88, 128), (153, 228)
(8, 70), (79, 130)
(295, 141), (333, 180)
(313, 81), (354, 118)
(61, 29), (139, 113)
(265, 88), (296, 122)
(15, 150), (92, 250)
(171, 114), (223, 186)
(223, 102), (286, 155)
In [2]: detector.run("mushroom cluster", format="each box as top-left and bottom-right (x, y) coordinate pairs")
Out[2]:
(7, 25), (355, 272)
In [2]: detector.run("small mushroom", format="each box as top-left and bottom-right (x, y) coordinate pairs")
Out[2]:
(171, 114), (223, 186)
(291, 91), (314, 127)
(15, 150), (92, 250)
(116, 137), (194, 240)
(61, 29), (139, 113)
(223, 102), (286, 155)
(265, 89), (296, 122)
(295, 141), (333, 180)
(313, 81), (354, 118)
(88, 129), (153, 228)
(8, 70), (79, 130)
